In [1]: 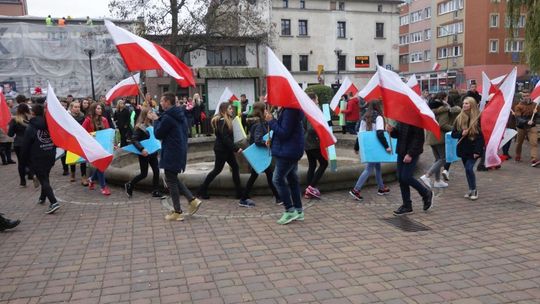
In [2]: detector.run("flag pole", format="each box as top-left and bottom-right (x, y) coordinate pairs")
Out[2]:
(131, 73), (146, 106)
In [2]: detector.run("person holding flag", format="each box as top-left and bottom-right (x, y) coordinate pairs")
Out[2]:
(303, 92), (328, 199)
(514, 91), (538, 166)
(451, 97), (483, 200)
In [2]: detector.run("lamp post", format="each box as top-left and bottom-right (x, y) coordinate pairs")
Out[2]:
(334, 48), (342, 85)
(84, 48), (96, 101)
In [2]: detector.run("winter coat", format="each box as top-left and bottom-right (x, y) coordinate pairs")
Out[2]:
(21, 116), (56, 171)
(341, 97), (360, 123)
(154, 106), (188, 173)
(8, 117), (29, 147)
(70, 112), (86, 125)
(248, 118), (268, 147)
(113, 108), (131, 130)
(268, 108), (305, 160)
(425, 101), (453, 146)
(303, 117), (320, 151)
(451, 124), (484, 159)
(82, 116), (110, 133)
(390, 122), (424, 157)
(213, 118), (238, 153)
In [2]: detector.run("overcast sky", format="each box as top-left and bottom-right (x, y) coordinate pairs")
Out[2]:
(27, 0), (112, 19)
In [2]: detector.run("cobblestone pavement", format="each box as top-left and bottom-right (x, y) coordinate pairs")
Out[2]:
(0, 147), (539, 304)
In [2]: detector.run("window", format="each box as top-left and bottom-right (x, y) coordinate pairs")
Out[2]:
(375, 22), (384, 38)
(490, 14), (499, 28)
(410, 52), (424, 63)
(424, 7), (432, 19)
(518, 15), (526, 28)
(338, 2), (345, 11)
(399, 54), (409, 65)
(281, 19), (291, 35)
(399, 34), (409, 45)
(300, 0), (305, 9)
(437, 45), (462, 58)
(424, 29), (431, 40)
(377, 55), (384, 66)
(505, 40), (524, 52)
(399, 15), (409, 26)
(438, 22), (463, 37)
(206, 46), (247, 66)
(298, 20), (308, 36)
(338, 55), (346, 71)
(410, 31), (422, 43)
(410, 10), (423, 23)
(377, 4), (383, 12)
(283, 0), (288, 8)
(299, 55), (308, 71)
(424, 50), (431, 61)
(438, 0), (464, 15)
(489, 39), (499, 53)
(337, 21), (346, 38)
(282, 55), (292, 71)
(330, 1), (336, 10)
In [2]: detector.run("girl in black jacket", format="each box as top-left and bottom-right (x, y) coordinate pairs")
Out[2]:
(8, 103), (37, 187)
(21, 104), (60, 214)
(114, 99), (132, 147)
(239, 102), (280, 207)
(124, 108), (164, 198)
(451, 97), (484, 200)
(197, 102), (243, 199)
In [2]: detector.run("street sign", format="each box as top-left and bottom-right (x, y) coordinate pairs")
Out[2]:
(385, 64), (392, 70)
(355, 56), (370, 68)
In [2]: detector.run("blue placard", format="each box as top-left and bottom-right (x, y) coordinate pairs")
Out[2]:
(121, 126), (162, 155)
(242, 144), (272, 174)
(445, 132), (460, 163)
(358, 131), (397, 163)
(65, 128), (115, 165)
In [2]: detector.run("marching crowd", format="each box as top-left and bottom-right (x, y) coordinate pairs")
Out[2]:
(1, 83), (539, 231)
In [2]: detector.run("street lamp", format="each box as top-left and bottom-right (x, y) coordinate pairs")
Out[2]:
(334, 48), (342, 85)
(84, 48), (96, 100)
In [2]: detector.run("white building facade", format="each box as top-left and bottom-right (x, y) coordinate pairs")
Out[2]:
(268, 0), (402, 89)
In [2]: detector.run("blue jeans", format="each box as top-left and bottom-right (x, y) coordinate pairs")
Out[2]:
(462, 158), (477, 190)
(396, 154), (429, 209)
(272, 157), (302, 212)
(354, 163), (384, 191)
(91, 170), (106, 188)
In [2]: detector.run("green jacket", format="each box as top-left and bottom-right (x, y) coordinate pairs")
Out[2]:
(426, 105), (453, 146)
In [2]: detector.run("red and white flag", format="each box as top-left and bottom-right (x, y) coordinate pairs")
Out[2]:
(45, 84), (113, 172)
(365, 65), (440, 139)
(329, 76), (358, 114)
(481, 67), (517, 168)
(358, 71), (382, 101)
(432, 62), (441, 71)
(480, 72), (506, 111)
(0, 89), (10, 134)
(105, 20), (195, 88)
(531, 80), (540, 103)
(219, 87), (239, 103)
(406, 74), (421, 95)
(105, 73), (140, 105)
(266, 47), (336, 158)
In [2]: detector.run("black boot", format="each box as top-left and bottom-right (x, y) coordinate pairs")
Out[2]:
(0, 214), (21, 232)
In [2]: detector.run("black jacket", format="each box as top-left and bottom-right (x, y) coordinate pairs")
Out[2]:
(451, 127), (484, 159)
(214, 118), (238, 153)
(21, 116), (56, 171)
(7, 118), (29, 147)
(114, 108), (131, 130)
(248, 118), (268, 147)
(465, 90), (482, 104)
(390, 122), (424, 157)
(131, 124), (157, 155)
(71, 112), (86, 125)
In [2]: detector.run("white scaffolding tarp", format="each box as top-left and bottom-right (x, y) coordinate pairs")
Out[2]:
(0, 22), (130, 98)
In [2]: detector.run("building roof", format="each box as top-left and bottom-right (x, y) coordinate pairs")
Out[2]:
(197, 67), (264, 79)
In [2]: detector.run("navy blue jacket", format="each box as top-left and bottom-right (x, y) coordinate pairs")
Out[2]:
(268, 108), (305, 160)
(154, 106), (188, 173)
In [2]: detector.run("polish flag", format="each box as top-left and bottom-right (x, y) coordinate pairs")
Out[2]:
(329, 76), (358, 114)
(370, 65), (440, 139)
(266, 47), (336, 157)
(406, 74), (421, 95)
(219, 87), (239, 103)
(432, 62), (441, 71)
(480, 72), (506, 111)
(104, 20), (195, 88)
(0, 89), (10, 134)
(45, 84), (113, 172)
(531, 81), (540, 103)
(105, 73), (140, 105)
(358, 71), (383, 101)
(481, 67), (517, 168)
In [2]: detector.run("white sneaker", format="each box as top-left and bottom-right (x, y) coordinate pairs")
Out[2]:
(469, 190), (478, 200)
(442, 170), (450, 181)
(420, 175), (432, 188)
(464, 191), (472, 198)
(433, 180), (449, 188)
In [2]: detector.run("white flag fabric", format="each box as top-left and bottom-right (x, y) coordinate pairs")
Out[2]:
(329, 76), (358, 114)
(219, 87), (238, 103)
(105, 73), (140, 105)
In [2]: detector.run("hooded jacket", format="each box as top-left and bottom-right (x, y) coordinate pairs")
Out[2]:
(154, 106), (188, 173)
(21, 116), (56, 171)
(268, 108), (305, 160)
